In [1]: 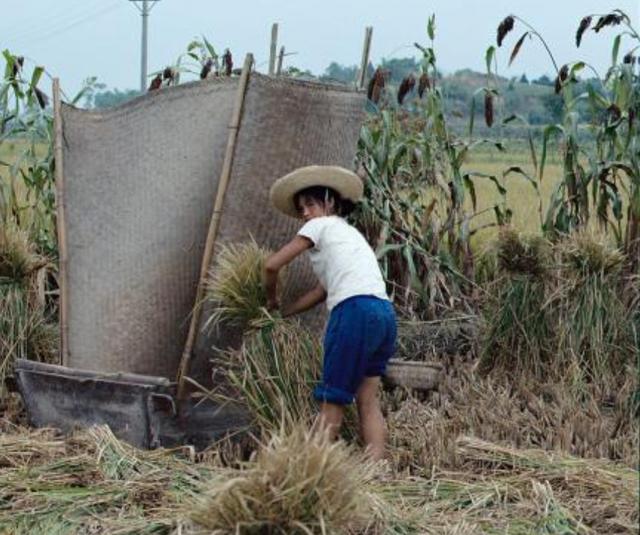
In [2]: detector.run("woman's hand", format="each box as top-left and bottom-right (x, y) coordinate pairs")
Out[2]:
(266, 297), (280, 312)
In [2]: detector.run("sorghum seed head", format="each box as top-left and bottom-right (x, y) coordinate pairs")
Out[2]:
(418, 73), (430, 97)
(484, 91), (494, 127)
(397, 74), (416, 105)
(223, 49), (233, 76)
(497, 16), (515, 47)
(148, 74), (162, 91)
(576, 16), (592, 47)
(34, 88), (48, 109)
(594, 13), (623, 33)
(200, 59), (213, 80)
(554, 65), (569, 94)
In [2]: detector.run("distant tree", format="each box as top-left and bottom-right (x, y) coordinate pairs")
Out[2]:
(380, 57), (419, 83)
(93, 88), (140, 109)
(540, 93), (564, 123)
(78, 76), (106, 108)
(453, 68), (479, 77)
(519, 73), (529, 84)
(321, 62), (357, 83)
(440, 78), (474, 101)
(284, 66), (315, 80)
(528, 109), (550, 125)
(532, 74), (554, 86)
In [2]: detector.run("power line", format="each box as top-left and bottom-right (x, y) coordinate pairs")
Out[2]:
(0, 0), (93, 43)
(4, 2), (123, 48)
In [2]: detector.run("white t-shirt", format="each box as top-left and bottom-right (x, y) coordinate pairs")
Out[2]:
(297, 216), (389, 311)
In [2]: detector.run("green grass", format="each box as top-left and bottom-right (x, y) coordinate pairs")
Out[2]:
(463, 148), (563, 242)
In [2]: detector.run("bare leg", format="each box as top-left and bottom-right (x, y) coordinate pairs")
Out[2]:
(316, 402), (344, 440)
(356, 376), (386, 461)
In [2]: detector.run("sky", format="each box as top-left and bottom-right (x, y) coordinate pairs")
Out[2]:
(2, 0), (639, 97)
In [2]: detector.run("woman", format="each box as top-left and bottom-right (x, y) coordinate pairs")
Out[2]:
(264, 165), (397, 460)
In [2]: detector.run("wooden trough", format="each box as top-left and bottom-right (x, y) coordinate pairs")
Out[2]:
(14, 359), (249, 449)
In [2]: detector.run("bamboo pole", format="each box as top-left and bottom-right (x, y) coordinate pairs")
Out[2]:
(357, 26), (373, 90)
(268, 23), (278, 75)
(276, 46), (285, 76)
(176, 54), (254, 402)
(52, 79), (70, 366)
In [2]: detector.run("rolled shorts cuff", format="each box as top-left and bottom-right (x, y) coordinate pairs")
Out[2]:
(313, 384), (354, 405)
(366, 362), (388, 377)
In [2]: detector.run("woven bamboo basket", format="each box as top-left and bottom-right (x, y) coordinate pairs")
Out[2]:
(383, 359), (444, 391)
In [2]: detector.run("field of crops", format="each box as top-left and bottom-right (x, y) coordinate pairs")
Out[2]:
(0, 140), (565, 232)
(1, 9), (639, 535)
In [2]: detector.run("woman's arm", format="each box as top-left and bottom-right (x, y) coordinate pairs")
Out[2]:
(264, 235), (313, 310)
(282, 283), (327, 317)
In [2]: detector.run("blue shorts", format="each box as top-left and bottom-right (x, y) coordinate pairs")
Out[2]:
(314, 295), (397, 406)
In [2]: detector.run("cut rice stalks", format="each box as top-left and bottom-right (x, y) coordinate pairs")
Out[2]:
(478, 228), (554, 376)
(381, 436), (638, 534)
(385, 364), (639, 475)
(1, 422), (636, 534)
(0, 424), (228, 535)
(0, 223), (57, 402)
(186, 424), (385, 534)
(554, 231), (636, 383)
(203, 239), (285, 330)
(222, 315), (323, 434)
(478, 228), (639, 383)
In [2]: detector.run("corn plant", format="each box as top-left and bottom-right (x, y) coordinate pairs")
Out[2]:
(356, 15), (511, 319)
(495, 11), (640, 273)
(0, 52), (95, 390)
(147, 36), (233, 91)
(0, 51), (56, 255)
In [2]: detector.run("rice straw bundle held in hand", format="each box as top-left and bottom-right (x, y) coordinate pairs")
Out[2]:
(204, 240), (285, 330)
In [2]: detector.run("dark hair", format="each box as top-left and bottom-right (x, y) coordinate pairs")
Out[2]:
(294, 186), (356, 217)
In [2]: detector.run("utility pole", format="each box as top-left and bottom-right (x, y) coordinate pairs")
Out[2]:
(130, 0), (160, 92)
(357, 26), (373, 90)
(268, 23), (278, 75)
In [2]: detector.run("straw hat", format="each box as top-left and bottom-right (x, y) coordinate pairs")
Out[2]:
(269, 165), (364, 218)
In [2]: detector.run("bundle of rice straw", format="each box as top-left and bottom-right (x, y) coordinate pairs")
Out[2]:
(0, 223), (57, 402)
(203, 240), (325, 435)
(187, 423), (385, 534)
(554, 231), (636, 384)
(478, 228), (554, 376)
(204, 239), (285, 330)
(496, 227), (550, 277)
(224, 315), (323, 433)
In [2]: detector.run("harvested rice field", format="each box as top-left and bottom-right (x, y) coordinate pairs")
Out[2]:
(1, 365), (638, 535)
(2, 5), (639, 534)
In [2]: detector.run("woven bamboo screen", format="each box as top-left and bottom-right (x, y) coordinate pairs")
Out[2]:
(59, 73), (364, 380)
